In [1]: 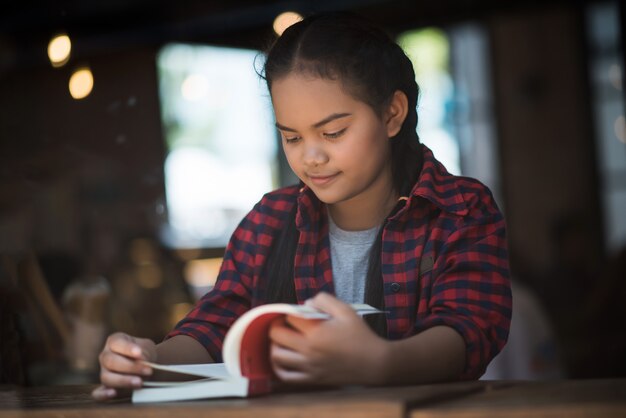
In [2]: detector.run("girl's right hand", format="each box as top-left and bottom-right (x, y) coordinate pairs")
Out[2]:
(91, 332), (157, 400)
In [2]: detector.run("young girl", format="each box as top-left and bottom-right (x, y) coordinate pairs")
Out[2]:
(93, 12), (511, 400)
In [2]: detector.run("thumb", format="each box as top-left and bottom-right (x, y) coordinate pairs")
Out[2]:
(306, 292), (354, 319)
(109, 333), (156, 361)
(133, 336), (157, 362)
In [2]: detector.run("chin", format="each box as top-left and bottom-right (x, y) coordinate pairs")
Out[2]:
(308, 188), (342, 205)
(312, 189), (357, 207)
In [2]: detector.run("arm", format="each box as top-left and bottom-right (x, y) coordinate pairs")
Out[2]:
(163, 200), (270, 362)
(269, 292), (464, 385)
(94, 234), (253, 401)
(156, 334), (214, 364)
(416, 213), (512, 379)
(93, 197), (274, 401)
(380, 325), (465, 384)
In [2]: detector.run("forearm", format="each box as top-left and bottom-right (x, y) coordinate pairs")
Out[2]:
(152, 335), (214, 380)
(156, 334), (214, 363)
(376, 326), (466, 385)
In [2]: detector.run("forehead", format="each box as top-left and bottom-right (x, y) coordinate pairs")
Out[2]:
(271, 73), (353, 103)
(270, 74), (369, 123)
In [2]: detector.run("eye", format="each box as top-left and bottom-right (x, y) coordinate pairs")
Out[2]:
(283, 135), (301, 144)
(323, 128), (347, 139)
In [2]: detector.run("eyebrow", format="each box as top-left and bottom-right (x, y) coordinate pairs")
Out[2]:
(275, 112), (352, 132)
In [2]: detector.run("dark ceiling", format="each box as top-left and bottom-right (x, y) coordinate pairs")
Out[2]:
(4, 0), (587, 34)
(0, 0), (592, 72)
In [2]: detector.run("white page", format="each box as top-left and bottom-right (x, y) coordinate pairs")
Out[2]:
(142, 361), (231, 379)
(133, 377), (249, 403)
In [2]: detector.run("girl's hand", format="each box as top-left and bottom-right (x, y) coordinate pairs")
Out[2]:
(268, 292), (389, 386)
(91, 332), (157, 400)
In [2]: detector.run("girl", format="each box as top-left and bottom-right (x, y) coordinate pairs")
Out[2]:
(93, 12), (511, 400)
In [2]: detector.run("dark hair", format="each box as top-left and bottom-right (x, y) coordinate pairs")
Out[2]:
(260, 12), (423, 337)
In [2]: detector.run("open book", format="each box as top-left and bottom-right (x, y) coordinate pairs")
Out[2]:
(132, 303), (383, 403)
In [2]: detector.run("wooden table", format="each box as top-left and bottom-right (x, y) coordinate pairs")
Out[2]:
(411, 379), (626, 418)
(1, 379), (624, 418)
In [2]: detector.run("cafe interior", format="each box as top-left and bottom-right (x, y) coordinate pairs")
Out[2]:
(0, 0), (625, 390)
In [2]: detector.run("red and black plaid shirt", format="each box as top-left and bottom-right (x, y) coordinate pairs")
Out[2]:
(168, 145), (512, 379)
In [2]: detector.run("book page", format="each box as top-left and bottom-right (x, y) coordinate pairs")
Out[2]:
(132, 376), (250, 403)
(141, 361), (231, 380)
(142, 377), (217, 387)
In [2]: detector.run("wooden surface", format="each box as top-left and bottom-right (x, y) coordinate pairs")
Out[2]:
(0, 381), (489, 418)
(1, 379), (625, 418)
(411, 379), (626, 418)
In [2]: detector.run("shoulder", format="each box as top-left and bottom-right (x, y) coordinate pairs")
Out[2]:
(229, 184), (300, 248)
(451, 175), (503, 224)
(245, 184), (300, 228)
(256, 184), (300, 213)
(434, 175), (508, 257)
(413, 145), (502, 224)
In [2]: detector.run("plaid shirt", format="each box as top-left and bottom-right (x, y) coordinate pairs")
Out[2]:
(168, 145), (512, 379)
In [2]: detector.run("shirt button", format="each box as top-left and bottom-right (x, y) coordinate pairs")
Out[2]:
(390, 282), (401, 293)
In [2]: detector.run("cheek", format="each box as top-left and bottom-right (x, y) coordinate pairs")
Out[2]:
(343, 132), (389, 169)
(282, 145), (302, 173)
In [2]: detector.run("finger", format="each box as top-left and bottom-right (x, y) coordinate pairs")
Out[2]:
(269, 318), (306, 351)
(270, 343), (309, 371)
(92, 385), (117, 401)
(100, 368), (144, 389)
(306, 292), (354, 318)
(107, 333), (147, 360)
(100, 350), (153, 376)
(285, 315), (322, 333)
(272, 364), (313, 384)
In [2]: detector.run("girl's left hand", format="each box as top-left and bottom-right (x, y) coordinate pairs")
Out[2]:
(268, 292), (389, 386)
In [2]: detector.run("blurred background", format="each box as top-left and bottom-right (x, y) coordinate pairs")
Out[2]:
(0, 0), (624, 385)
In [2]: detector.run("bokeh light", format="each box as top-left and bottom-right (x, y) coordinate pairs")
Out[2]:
(273, 11), (303, 36)
(69, 67), (94, 99)
(48, 34), (71, 67)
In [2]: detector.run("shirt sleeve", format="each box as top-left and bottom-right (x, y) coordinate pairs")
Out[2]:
(165, 203), (262, 362)
(413, 211), (512, 380)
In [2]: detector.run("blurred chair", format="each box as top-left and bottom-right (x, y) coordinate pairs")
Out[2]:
(482, 279), (564, 380)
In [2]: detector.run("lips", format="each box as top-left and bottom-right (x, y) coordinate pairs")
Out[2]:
(308, 172), (340, 186)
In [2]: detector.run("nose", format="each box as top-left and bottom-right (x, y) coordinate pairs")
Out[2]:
(302, 141), (329, 167)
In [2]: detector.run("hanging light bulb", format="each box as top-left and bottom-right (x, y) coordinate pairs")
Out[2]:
(273, 11), (303, 36)
(69, 67), (94, 99)
(48, 33), (71, 67)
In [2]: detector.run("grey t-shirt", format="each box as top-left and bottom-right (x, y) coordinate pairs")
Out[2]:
(327, 213), (380, 304)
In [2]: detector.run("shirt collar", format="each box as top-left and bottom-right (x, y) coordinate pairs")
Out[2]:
(408, 145), (469, 216)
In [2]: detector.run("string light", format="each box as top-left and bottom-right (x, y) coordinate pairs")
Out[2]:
(69, 67), (94, 99)
(48, 34), (71, 67)
(273, 11), (303, 36)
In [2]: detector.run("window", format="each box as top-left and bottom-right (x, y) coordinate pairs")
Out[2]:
(157, 44), (278, 249)
(399, 28), (461, 176)
(399, 25), (502, 207)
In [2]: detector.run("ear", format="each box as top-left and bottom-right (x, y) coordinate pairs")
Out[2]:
(384, 90), (409, 138)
